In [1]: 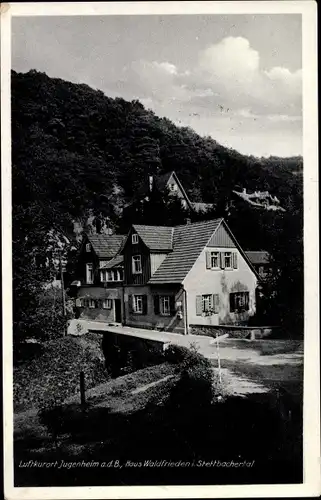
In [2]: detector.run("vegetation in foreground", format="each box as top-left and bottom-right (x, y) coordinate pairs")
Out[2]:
(14, 344), (302, 487)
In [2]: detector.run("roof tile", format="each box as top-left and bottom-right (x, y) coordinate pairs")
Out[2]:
(148, 219), (222, 284)
(87, 234), (125, 259)
(245, 251), (270, 265)
(133, 225), (173, 251)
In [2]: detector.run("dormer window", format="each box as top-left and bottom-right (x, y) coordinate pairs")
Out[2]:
(86, 243), (91, 252)
(132, 234), (138, 244)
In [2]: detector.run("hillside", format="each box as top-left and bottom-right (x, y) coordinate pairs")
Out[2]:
(11, 69), (303, 340)
(12, 69), (302, 233)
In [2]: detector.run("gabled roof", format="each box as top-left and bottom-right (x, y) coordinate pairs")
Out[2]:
(148, 219), (222, 284)
(127, 170), (193, 209)
(245, 251), (270, 265)
(100, 255), (124, 269)
(133, 225), (173, 252)
(86, 234), (125, 259)
(148, 218), (259, 284)
(232, 190), (285, 212)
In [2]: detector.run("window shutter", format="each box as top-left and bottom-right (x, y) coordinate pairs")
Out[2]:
(229, 293), (235, 312)
(128, 295), (133, 313)
(233, 252), (238, 269)
(76, 298), (81, 307)
(154, 295), (160, 315)
(142, 295), (148, 315)
(131, 258), (135, 274)
(170, 296), (176, 316)
(205, 251), (211, 269)
(220, 252), (225, 269)
(213, 294), (220, 314)
(196, 295), (202, 316)
(245, 292), (249, 309)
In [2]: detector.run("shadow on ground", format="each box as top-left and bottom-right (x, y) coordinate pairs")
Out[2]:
(14, 386), (302, 487)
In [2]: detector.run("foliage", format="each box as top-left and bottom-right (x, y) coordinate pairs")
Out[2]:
(12, 69), (303, 340)
(14, 333), (108, 412)
(165, 343), (222, 411)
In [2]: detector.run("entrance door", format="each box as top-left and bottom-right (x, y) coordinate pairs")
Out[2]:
(114, 299), (122, 323)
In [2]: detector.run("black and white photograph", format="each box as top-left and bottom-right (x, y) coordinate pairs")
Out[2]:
(2, 2), (319, 498)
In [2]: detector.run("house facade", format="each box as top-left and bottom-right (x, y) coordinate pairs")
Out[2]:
(73, 219), (259, 332)
(122, 219), (258, 333)
(73, 233), (125, 323)
(123, 170), (213, 216)
(122, 225), (186, 333)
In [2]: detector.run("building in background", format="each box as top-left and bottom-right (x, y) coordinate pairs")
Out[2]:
(72, 233), (125, 323)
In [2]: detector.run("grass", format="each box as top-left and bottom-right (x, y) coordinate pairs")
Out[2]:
(13, 337), (303, 487)
(219, 338), (303, 356)
(13, 333), (108, 412)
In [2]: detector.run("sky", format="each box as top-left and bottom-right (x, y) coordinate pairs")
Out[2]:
(12, 14), (302, 158)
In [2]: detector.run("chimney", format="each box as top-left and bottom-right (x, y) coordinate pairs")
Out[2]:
(243, 187), (247, 194)
(149, 175), (153, 192)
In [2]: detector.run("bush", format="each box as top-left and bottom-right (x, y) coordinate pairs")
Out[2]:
(165, 343), (219, 413)
(14, 334), (108, 412)
(165, 343), (207, 369)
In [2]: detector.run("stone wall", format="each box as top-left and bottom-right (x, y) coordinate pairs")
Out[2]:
(189, 324), (282, 340)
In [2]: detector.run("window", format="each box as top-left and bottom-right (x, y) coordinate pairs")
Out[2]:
(86, 243), (91, 252)
(103, 299), (112, 309)
(230, 292), (249, 313)
(132, 233), (138, 244)
(160, 296), (170, 316)
(89, 299), (96, 309)
(211, 252), (220, 269)
(196, 294), (219, 315)
(75, 298), (82, 307)
(181, 199), (187, 209)
(202, 294), (213, 313)
(169, 183), (177, 192)
(206, 251), (237, 270)
(130, 294), (147, 315)
(100, 269), (108, 282)
(86, 263), (93, 284)
(224, 252), (232, 269)
(132, 255), (142, 274)
(133, 295), (143, 314)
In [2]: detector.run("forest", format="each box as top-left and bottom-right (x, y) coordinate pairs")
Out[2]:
(11, 69), (303, 342)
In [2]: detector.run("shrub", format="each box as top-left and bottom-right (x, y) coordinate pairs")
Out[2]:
(166, 343), (219, 413)
(165, 343), (204, 368)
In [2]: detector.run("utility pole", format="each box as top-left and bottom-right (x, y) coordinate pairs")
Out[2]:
(59, 249), (67, 336)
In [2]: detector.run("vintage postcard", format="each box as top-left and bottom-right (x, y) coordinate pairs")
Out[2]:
(1, 1), (320, 498)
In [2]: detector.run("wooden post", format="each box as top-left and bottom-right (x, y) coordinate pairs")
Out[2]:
(216, 331), (222, 385)
(80, 371), (86, 406)
(59, 250), (67, 336)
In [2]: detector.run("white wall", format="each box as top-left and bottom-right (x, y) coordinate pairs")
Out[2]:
(183, 246), (257, 327)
